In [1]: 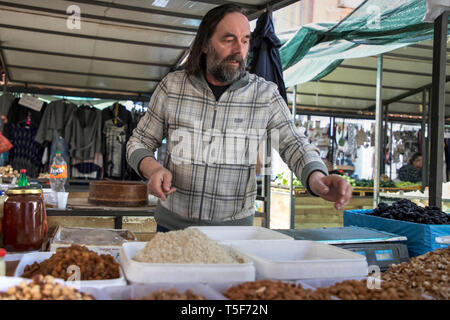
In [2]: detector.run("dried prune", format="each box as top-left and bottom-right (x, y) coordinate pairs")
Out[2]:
(371, 199), (450, 225)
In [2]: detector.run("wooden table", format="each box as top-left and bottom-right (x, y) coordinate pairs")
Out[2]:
(47, 196), (156, 229)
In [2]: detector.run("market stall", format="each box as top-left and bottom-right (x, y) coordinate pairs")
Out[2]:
(0, 0), (448, 305)
(272, 0), (450, 230)
(1, 226), (448, 301)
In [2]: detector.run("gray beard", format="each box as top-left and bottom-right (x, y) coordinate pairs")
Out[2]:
(206, 47), (246, 84)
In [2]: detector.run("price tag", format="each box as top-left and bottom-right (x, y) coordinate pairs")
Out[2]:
(18, 94), (44, 112)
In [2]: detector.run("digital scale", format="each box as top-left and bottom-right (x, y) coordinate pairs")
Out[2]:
(275, 226), (410, 271)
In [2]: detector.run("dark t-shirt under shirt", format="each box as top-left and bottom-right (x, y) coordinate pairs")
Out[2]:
(207, 81), (230, 101)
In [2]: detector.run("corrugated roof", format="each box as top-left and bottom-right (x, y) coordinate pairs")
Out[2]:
(0, 0), (298, 99)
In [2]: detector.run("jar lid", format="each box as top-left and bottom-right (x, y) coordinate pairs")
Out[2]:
(6, 187), (42, 195)
(0, 248), (6, 257)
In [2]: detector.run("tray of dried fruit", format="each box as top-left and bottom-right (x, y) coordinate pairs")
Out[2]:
(0, 276), (109, 300)
(102, 283), (226, 300)
(13, 245), (126, 289)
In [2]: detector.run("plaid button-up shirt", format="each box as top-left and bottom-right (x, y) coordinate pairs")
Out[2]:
(127, 70), (327, 224)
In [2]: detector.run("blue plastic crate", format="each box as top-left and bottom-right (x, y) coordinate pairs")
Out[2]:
(344, 209), (450, 257)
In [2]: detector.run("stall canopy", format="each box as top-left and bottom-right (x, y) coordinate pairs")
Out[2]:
(0, 0), (299, 100)
(278, 0), (450, 119)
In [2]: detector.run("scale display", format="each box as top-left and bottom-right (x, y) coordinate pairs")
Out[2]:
(375, 249), (394, 261)
(275, 226), (409, 271)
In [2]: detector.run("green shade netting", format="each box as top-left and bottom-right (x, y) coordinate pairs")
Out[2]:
(279, 0), (450, 88)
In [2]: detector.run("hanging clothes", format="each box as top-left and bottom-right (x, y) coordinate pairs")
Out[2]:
(65, 105), (102, 160)
(8, 122), (44, 178)
(249, 10), (288, 103)
(102, 103), (137, 180)
(3, 98), (46, 175)
(35, 99), (77, 146)
(71, 152), (103, 179)
(0, 92), (15, 116)
(63, 105), (103, 180)
(103, 119), (127, 178)
(3, 98), (47, 138)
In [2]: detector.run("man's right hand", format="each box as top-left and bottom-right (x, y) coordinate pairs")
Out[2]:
(139, 157), (176, 201)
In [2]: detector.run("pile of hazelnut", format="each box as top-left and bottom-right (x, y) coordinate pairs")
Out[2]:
(224, 280), (331, 300)
(314, 279), (425, 300)
(382, 248), (449, 300)
(138, 288), (206, 300)
(0, 275), (94, 300)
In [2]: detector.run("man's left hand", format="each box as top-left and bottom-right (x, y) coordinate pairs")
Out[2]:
(308, 172), (353, 210)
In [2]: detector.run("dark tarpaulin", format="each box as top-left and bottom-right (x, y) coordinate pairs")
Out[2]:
(249, 10), (288, 103)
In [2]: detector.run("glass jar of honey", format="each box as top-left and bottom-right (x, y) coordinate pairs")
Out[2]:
(2, 187), (47, 252)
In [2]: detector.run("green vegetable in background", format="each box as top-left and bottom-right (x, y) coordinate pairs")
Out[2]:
(275, 172), (302, 187)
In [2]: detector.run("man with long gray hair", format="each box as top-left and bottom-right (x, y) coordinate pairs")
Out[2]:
(127, 4), (353, 231)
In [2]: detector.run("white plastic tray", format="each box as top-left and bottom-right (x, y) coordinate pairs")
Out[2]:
(435, 236), (450, 244)
(0, 276), (109, 300)
(299, 276), (369, 288)
(103, 283), (226, 300)
(229, 240), (368, 280)
(209, 280), (316, 295)
(188, 226), (294, 243)
(120, 242), (255, 284)
(13, 252), (126, 289)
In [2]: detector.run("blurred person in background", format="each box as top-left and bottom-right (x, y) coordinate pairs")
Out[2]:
(398, 152), (422, 183)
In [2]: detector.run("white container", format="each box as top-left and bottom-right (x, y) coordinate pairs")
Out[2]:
(188, 226), (294, 243)
(42, 189), (57, 207)
(0, 276), (109, 300)
(209, 280), (318, 300)
(435, 236), (450, 244)
(229, 240), (368, 280)
(13, 252), (126, 289)
(120, 242), (255, 284)
(56, 191), (69, 209)
(299, 276), (369, 289)
(103, 283), (226, 300)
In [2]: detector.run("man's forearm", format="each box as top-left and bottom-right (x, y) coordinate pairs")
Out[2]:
(139, 157), (164, 179)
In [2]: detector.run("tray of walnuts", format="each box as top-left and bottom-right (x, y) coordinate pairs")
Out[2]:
(14, 244), (126, 289)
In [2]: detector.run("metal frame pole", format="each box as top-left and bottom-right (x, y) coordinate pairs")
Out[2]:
(290, 85), (297, 229)
(374, 54), (383, 208)
(263, 149), (271, 229)
(421, 89), (428, 192)
(427, 87), (432, 188)
(429, 11), (448, 208)
(381, 103), (389, 175)
(389, 121), (393, 180)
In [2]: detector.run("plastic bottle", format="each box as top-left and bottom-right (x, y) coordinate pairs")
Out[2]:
(0, 248), (6, 276)
(0, 190), (6, 235)
(50, 151), (68, 192)
(18, 169), (29, 187)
